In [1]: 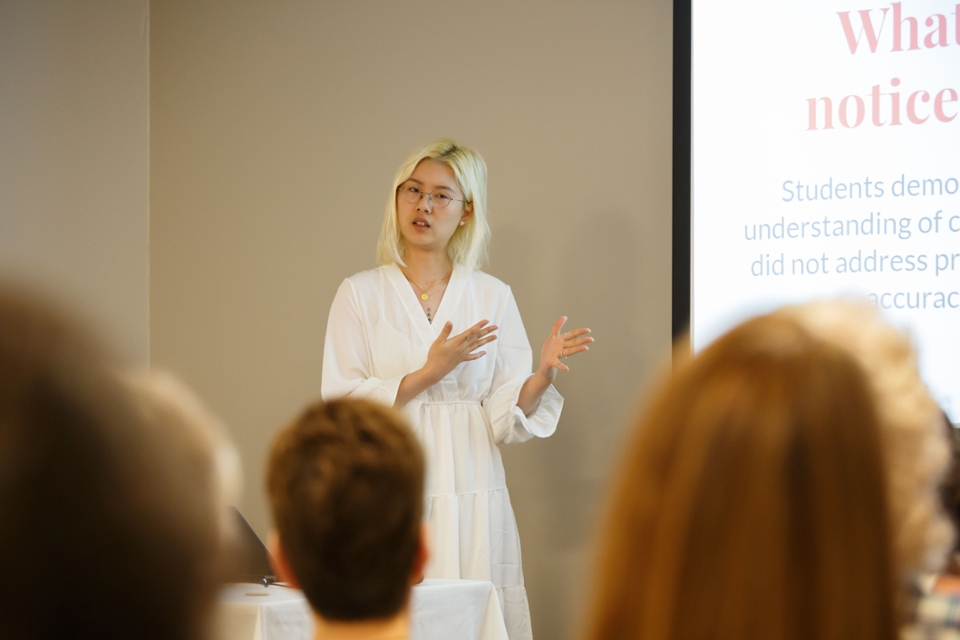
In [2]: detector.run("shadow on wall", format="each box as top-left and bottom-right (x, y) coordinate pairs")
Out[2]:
(491, 211), (655, 640)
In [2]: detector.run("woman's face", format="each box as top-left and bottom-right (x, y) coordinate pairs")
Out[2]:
(396, 159), (471, 256)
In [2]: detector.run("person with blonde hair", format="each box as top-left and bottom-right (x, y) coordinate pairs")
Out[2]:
(322, 139), (593, 639)
(583, 303), (950, 640)
(777, 302), (953, 584)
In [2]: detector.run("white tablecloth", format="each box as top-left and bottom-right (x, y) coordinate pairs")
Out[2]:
(214, 579), (509, 640)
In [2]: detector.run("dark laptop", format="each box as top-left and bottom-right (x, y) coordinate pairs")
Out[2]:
(224, 507), (277, 585)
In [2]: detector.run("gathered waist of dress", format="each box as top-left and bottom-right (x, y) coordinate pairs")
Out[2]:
(418, 399), (483, 406)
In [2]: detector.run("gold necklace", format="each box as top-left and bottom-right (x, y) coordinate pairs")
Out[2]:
(404, 269), (452, 301)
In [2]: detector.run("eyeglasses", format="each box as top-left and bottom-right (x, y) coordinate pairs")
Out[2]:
(397, 183), (464, 209)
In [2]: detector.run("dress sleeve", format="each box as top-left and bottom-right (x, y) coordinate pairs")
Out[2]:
(321, 279), (405, 406)
(482, 287), (564, 444)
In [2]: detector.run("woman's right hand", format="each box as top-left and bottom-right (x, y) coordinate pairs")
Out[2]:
(394, 320), (497, 408)
(423, 320), (498, 384)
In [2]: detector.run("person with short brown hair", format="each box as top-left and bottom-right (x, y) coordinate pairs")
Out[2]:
(584, 310), (917, 640)
(266, 398), (427, 639)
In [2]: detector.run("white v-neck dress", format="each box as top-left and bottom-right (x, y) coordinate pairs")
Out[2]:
(321, 263), (563, 640)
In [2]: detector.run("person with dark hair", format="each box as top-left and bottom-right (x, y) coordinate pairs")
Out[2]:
(0, 287), (229, 640)
(936, 412), (960, 583)
(266, 398), (427, 639)
(904, 413), (960, 637)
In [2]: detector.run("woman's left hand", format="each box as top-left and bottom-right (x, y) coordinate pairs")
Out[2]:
(537, 316), (593, 380)
(517, 317), (593, 416)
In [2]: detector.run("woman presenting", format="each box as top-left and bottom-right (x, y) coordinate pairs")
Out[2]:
(321, 139), (592, 640)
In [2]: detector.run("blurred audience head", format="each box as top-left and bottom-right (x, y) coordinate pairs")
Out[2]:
(123, 369), (243, 565)
(266, 398), (426, 623)
(938, 413), (960, 572)
(0, 287), (236, 640)
(584, 306), (932, 640)
(778, 301), (953, 580)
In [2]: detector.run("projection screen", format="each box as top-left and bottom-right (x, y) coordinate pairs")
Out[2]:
(684, 0), (960, 421)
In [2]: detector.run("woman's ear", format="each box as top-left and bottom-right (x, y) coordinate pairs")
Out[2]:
(267, 530), (301, 588)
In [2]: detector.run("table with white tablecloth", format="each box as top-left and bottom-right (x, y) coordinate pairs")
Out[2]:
(214, 579), (509, 640)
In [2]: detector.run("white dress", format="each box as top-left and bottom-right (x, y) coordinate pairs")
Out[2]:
(321, 263), (563, 640)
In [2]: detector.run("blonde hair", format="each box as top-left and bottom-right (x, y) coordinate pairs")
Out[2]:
(585, 313), (899, 640)
(376, 139), (490, 271)
(776, 300), (953, 580)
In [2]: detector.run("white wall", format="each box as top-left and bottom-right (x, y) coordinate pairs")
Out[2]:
(150, 2), (672, 637)
(0, 0), (151, 363)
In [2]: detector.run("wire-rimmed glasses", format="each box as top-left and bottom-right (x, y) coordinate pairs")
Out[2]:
(397, 183), (464, 209)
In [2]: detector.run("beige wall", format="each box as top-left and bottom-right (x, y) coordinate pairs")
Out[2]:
(0, 0), (150, 363)
(150, 2), (672, 637)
